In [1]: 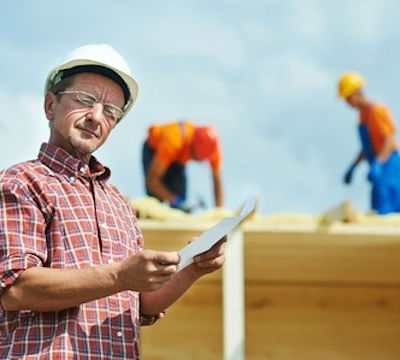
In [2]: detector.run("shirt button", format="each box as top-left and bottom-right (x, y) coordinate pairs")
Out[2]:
(80, 167), (85, 174)
(107, 258), (113, 264)
(117, 331), (123, 337)
(69, 176), (75, 183)
(100, 222), (107, 228)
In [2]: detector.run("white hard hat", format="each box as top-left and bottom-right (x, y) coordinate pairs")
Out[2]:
(44, 44), (138, 117)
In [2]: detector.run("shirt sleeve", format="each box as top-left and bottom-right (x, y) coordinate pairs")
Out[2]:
(0, 182), (47, 296)
(370, 104), (395, 137)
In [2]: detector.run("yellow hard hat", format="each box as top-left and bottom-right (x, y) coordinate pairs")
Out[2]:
(337, 71), (365, 98)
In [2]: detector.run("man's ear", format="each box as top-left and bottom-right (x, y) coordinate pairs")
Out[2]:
(44, 92), (57, 120)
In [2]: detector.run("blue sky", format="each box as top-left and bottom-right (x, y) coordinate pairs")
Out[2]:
(1, 0), (400, 215)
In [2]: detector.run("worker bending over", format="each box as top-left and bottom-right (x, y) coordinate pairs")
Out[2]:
(338, 71), (400, 214)
(142, 121), (223, 212)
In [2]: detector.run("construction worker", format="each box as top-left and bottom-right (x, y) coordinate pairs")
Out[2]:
(142, 120), (223, 212)
(0, 44), (226, 359)
(338, 71), (400, 214)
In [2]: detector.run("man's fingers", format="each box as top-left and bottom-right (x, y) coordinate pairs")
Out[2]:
(194, 237), (226, 262)
(194, 253), (225, 269)
(154, 251), (180, 265)
(142, 249), (180, 265)
(153, 263), (178, 274)
(141, 250), (180, 275)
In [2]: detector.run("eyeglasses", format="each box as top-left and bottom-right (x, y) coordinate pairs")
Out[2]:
(56, 90), (124, 123)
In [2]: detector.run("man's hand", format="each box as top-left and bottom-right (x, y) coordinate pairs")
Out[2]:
(343, 163), (356, 184)
(139, 237), (226, 316)
(186, 236), (227, 277)
(170, 196), (191, 213)
(117, 250), (180, 292)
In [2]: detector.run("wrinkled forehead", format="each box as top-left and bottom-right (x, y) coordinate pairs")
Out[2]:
(70, 72), (125, 105)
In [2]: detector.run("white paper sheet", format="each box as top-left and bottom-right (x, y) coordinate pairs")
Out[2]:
(177, 196), (256, 271)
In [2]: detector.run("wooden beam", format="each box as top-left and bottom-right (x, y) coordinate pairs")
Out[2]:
(223, 229), (245, 360)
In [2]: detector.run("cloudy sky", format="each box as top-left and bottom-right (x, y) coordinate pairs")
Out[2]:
(1, 0), (400, 215)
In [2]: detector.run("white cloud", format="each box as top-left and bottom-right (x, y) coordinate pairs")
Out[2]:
(129, 9), (245, 70)
(242, 22), (275, 50)
(346, 0), (398, 44)
(258, 53), (332, 98)
(284, 0), (326, 39)
(0, 90), (48, 169)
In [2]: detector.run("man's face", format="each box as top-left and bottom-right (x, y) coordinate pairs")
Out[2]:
(345, 89), (362, 109)
(45, 72), (125, 163)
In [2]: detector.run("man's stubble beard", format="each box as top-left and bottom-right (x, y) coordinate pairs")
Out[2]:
(69, 135), (100, 157)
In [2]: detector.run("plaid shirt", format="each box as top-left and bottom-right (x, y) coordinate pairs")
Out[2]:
(0, 143), (155, 359)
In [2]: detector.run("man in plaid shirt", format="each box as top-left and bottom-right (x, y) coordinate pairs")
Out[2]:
(0, 44), (226, 359)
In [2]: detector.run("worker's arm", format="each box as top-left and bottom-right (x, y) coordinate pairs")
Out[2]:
(146, 159), (176, 203)
(140, 237), (226, 315)
(376, 133), (396, 162)
(352, 150), (365, 167)
(212, 169), (223, 207)
(0, 250), (179, 312)
(343, 150), (364, 184)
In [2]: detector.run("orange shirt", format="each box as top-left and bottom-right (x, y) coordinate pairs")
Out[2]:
(146, 121), (221, 171)
(359, 103), (397, 154)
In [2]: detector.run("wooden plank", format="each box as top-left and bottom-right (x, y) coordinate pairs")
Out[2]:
(139, 222), (400, 359)
(140, 282), (400, 360)
(245, 284), (400, 360)
(244, 231), (400, 284)
(140, 282), (222, 360)
(139, 226), (223, 359)
(139, 227), (203, 251)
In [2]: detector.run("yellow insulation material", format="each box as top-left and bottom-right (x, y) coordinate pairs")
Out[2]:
(126, 196), (234, 222)
(126, 196), (400, 226)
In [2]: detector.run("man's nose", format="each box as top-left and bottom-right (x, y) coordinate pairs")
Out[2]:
(87, 103), (104, 123)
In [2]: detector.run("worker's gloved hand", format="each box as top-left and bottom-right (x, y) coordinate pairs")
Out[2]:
(170, 196), (191, 213)
(343, 164), (356, 185)
(367, 160), (382, 183)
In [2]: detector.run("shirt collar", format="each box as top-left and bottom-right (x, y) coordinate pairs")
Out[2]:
(38, 142), (111, 181)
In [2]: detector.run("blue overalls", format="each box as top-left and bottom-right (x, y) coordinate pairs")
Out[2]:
(358, 124), (400, 214)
